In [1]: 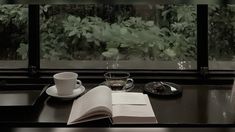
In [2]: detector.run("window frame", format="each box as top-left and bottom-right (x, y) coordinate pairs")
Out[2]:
(0, 4), (233, 84)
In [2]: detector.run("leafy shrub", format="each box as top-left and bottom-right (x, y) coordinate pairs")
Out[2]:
(0, 5), (28, 60)
(209, 5), (235, 61)
(39, 5), (197, 61)
(3, 4), (234, 64)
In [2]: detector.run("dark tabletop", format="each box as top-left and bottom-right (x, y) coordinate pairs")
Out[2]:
(0, 83), (235, 127)
(3, 127), (235, 132)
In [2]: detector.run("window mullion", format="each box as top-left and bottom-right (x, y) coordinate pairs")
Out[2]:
(197, 4), (209, 79)
(28, 5), (40, 76)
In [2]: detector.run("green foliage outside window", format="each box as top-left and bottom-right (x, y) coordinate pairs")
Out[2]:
(0, 5), (197, 62)
(0, 5), (28, 60)
(38, 5), (197, 61)
(209, 5), (235, 61)
(1, 4), (235, 63)
(5, 5), (235, 63)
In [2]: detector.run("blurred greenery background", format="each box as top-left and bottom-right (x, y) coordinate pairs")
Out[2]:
(0, 4), (234, 62)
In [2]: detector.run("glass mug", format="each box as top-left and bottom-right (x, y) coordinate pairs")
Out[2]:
(104, 72), (134, 91)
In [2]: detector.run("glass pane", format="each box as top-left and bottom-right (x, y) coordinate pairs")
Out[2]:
(209, 5), (235, 70)
(0, 5), (28, 68)
(40, 4), (196, 70)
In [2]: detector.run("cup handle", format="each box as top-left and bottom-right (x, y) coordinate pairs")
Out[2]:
(124, 78), (134, 91)
(76, 80), (82, 88)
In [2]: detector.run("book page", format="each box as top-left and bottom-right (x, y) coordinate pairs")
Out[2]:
(68, 85), (112, 125)
(112, 92), (146, 105)
(112, 94), (157, 124)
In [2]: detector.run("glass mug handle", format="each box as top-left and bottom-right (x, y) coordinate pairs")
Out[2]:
(124, 78), (134, 91)
(76, 80), (82, 88)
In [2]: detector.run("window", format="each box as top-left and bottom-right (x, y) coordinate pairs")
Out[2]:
(208, 5), (235, 70)
(0, 4), (233, 79)
(40, 4), (197, 70)
(0, 5), (28, 68)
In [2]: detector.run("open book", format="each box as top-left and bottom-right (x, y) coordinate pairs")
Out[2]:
(68, 85), (157, 125)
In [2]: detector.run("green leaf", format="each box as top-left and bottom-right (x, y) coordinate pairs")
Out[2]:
(120, 28), (128, 35)
(164, 49), (176, 57)
(94, 40), (100, 46)
(17, 43), (28, 60)
(120, 43), (129, 47)
(158, 44), (164, 50)
(145, 21), (154, 26)
(69, 30), (77, 37)
(102, 48), (119, 58)
(68, 15), (77, 22)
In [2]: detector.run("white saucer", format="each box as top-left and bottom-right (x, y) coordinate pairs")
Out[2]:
(46, 84), (85, 99)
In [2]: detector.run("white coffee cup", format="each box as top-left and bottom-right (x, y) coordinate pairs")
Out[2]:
(53, 72), (82, 96)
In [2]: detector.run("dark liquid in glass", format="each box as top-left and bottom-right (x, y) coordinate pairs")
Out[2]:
(108, 80), (126, 91)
